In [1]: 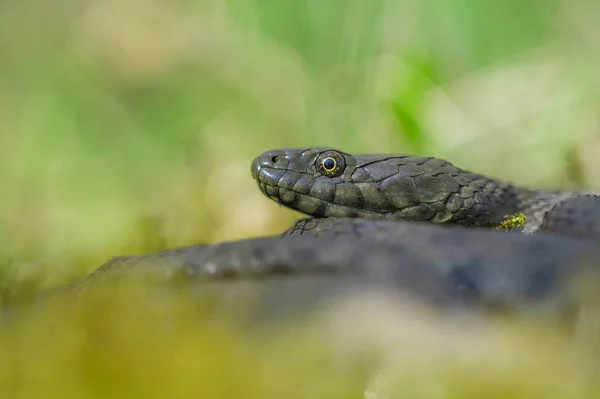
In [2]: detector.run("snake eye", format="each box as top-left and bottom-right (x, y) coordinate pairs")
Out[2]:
(317, 150), (346, 177)
(322, 157), (336, 171)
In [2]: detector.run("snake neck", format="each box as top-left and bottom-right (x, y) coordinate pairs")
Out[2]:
(454, 169), (573, 231)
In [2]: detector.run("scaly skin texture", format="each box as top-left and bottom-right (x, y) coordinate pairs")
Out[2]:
(250, 148), (583, 232)
(39, 149), (600, 324)
(51, 217), (600, 320)
(539, 195), (600, 238)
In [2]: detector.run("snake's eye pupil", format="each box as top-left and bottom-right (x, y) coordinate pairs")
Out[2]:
(323, 158), (335, 170)
(317, 151), (345, 177)
(271, 156), (279, 163)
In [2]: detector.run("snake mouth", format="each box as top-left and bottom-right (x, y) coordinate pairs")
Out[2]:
(256, 180), (330, 216)
(251, 160), (396, 219)
(252, 160), (292, 206)
(252, 164), (390, 218)
(256, 179), (396, 220)
(251, 159), (282, 203)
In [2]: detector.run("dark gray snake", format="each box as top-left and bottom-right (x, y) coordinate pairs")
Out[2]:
(251, 148), (591, 234)
(43, 148), (600, 324)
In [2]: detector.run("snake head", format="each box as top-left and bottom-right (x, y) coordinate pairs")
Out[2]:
(251, 147), (509, 226)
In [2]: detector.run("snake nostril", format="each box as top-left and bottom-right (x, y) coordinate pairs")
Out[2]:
(271, 155), (279, 163)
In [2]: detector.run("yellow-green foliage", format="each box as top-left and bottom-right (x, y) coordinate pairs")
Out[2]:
(2, 283), (600, 399)
(496, 213), (528, 231)
(2, 0), (600, 397)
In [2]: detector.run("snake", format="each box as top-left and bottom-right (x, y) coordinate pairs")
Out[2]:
(250, 147), (595, 235)
(37, 148), (600, 324)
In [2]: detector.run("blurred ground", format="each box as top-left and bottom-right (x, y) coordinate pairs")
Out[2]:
(2, 0), (600, 397)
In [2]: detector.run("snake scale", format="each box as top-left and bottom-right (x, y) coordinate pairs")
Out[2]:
(45, 148), (600, 323)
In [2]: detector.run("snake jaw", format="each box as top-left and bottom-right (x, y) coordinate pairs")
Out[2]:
(256, 180), (284, 205)
(252, 158), (281, 203)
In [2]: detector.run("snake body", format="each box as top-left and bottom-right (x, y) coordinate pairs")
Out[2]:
(251, 148), (586, 234)
(40, 148), (600, 323)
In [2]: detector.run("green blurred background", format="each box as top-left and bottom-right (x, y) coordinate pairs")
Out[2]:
(2, 0), (600, 397)
(3, 0), (600, 288)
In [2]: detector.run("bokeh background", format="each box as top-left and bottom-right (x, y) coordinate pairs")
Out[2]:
(2, 0), (600, 286)
(2, 1), (600, 397)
